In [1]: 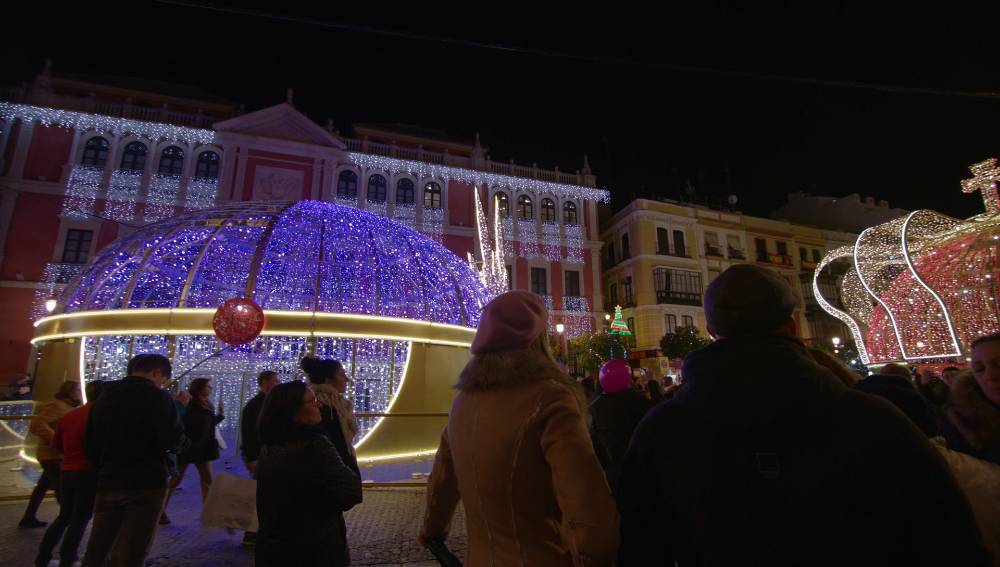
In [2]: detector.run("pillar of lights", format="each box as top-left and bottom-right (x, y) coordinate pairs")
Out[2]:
(34, 200), (491, 449)
(813, 159), (1000, 365)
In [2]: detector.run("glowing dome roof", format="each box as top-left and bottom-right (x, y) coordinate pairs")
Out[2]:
(60, 201), (489, 326)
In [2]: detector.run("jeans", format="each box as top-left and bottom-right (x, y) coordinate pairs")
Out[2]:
(80, 486), (167, 567)
(23, 458), (62, 521)
(35, 470), (98, 567)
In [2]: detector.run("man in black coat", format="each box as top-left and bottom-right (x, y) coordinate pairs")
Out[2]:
(240, 370), (279, 474)
(81, 353), (188, 567)
(616, 265), (990, 566)
(239, 370), (278, 545)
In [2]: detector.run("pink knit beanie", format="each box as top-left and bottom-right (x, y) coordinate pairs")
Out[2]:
(471, 291), (548, 354)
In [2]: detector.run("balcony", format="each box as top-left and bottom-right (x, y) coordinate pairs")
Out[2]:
(801, 260), (818, 271)
(758, 252), (793, 267)
(728, 247), (746, 260)
(656, 290), (703, 306)
(704, 244), (724, 258)
(657, 247), (690, 258)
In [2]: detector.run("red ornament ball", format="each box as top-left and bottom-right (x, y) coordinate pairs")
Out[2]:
(213, 297), (265, 345)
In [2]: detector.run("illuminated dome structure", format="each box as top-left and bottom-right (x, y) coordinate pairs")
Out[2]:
(32, 200), (491, 463)
(814, 159), (1000, 365)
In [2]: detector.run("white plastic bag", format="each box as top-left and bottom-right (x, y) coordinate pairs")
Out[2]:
(201, 472), (257, 531)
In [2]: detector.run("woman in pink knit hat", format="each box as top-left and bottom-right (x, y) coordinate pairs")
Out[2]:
(420, 291), (620, 566)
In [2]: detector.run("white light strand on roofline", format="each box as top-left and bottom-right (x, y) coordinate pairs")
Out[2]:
(348, 152), (610, 203)
(0, 102), (216, 145)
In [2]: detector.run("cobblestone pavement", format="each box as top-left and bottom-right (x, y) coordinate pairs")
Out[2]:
(2, 468), (467, 567)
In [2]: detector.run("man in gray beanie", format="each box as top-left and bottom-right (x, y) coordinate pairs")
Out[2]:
(616, 265), (989, 566)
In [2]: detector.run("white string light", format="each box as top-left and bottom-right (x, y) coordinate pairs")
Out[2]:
(104, 170), (142, 222)
(61, 165), (102, 219)
(0, 102), (216, 145)
(540, 221), (562, 262)
(184, 177), (219, 211)
(145, 174), (181, 223)
(348, 153), (610, 204)
(563, 223), (584, 264)
(517, 219), (538, 258)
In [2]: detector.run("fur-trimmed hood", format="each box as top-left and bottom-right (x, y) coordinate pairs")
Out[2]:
(947, 372), (1000, 452)
(456, 347), (586, 413)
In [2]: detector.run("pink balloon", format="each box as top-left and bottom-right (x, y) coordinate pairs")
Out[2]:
(599, 359), (632, 393)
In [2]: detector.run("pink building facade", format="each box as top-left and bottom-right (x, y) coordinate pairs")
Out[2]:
(0, 74), (607, 383)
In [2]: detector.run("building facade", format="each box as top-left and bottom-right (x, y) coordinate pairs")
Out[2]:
(0, 71), (606, 384)
(601, 199), (856, 377)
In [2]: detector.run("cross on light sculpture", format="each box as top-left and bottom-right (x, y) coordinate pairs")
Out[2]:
(960, 158), (1000, 216)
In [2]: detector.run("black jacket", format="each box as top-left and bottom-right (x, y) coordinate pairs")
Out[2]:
(616, 335), (990, 566)
(590, 388), (650, 486)
(255, 427), (363, 567)
(240, 392), (266, 462)
(855, 373), (939, 437)
(85, 376), (188, 491)
(179, 402), (224, 463)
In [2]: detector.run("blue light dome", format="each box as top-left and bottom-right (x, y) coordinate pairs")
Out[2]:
(61, 200), (489, 326)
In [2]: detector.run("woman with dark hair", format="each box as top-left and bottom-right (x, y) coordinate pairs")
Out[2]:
(300, 356), (360, 476)
(21, 381), (82, 528)
(162, 377), (224, 523)
(255, 381), (362, 567)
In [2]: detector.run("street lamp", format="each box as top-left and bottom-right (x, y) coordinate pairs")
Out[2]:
(554, 323), (567, 369)
(832, 336), (841, 354)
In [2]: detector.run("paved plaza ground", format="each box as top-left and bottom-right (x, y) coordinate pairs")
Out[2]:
(2, 463), (467, 567)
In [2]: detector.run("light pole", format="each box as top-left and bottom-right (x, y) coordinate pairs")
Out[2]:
(832, 336), (841, 354)
(555, 323), (567, 369)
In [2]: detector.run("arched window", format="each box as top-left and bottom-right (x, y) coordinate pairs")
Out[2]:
(194, 151), (220, 179)
(158, 146), (184, 175)
(541, 198), (556, 222)
(494, 192), (509, 219)
(563, 201), (578, 224)
(367, 174), (387, 203)
(424, 182), (442, 209)
(396, 178), (415, 205)
(337, 170), (358, 199)
(120, 141), (148, 172)
(517, 195), (533, 220)
(80, 137), (109, 167)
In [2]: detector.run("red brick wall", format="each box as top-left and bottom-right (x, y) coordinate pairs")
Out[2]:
(447, 181), (474, 228)
(441, 234), (474, 261)
(1, 121), (21, 176)
(2, 193), (63, 281)
(22, 126), (73, 182)
(0, 288), (36, 383)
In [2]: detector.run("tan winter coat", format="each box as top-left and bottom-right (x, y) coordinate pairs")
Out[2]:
(30, 397), (76, 462)
(422, 348), (619, 566)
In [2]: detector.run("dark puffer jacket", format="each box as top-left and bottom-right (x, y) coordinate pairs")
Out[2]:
(616, 335), (990, 566)
(590, 388), (651, 486)
(179, 402), (224, 463)
(855, 373), (939, 437)
(255, 427), (363, 567)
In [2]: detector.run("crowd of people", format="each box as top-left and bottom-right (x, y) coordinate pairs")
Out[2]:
(15, 263), (1000, 566)
(20, 353), (363, 567)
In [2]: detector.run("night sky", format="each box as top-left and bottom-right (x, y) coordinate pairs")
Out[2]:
(5, 2), (1000, 219)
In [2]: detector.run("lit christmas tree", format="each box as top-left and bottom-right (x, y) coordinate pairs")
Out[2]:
(608, 305), (632, 335)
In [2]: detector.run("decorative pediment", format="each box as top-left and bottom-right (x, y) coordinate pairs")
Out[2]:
(213, 103), (344, 148)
